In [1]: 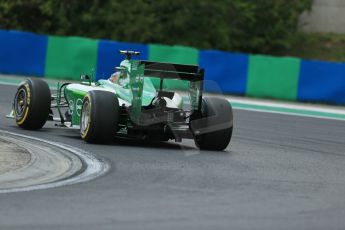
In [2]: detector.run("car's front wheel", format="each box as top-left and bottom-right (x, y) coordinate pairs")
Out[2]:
(13, 78), (51, 130)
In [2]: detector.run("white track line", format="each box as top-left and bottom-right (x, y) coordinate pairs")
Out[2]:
(0, 130), (110, 194)
(225, 96), (345, 115)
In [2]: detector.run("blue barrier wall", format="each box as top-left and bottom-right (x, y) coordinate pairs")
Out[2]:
(0, 30), (47, 77)
(199, 50), (249, 95)
(298, 60), (345, 104)
(1, 29), (345, 105)
(96, 40), (148, 80)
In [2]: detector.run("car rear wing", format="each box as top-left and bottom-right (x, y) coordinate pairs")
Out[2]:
(139, 60), (204, 112)
(140, 61), (204, 82)
(127, 59), (205, 122)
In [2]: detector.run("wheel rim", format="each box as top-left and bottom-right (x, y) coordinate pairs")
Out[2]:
(81, 100), (90, 135)
(14, 88), (27, 117)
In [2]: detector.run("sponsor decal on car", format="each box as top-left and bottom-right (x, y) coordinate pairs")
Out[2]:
(68, 100), (74, 115)
(76, 99), (83, 117)
(68, 98), (83, 117)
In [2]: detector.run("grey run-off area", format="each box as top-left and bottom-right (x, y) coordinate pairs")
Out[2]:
(0, 133), (83, 190)
(0, 82), (345, 229)
(0, 138), (30, 175)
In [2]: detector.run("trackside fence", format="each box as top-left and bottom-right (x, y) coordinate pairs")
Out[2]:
(1, 29), (344, 105)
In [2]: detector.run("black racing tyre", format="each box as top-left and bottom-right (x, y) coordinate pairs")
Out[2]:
(13, 78), (51, 130)
(80, 90), (119, 143)
(194, 97), (233, 151)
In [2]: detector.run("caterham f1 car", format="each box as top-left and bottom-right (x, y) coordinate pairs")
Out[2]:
(9, 51), (233, 150)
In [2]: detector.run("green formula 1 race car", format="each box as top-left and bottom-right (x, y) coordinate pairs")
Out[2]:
(9, 51), (233, 150)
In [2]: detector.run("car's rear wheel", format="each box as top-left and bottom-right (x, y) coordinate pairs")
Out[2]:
(80, 91), (119, 143)
(14, 78), (51, 130)
(193, 97), (233, 151)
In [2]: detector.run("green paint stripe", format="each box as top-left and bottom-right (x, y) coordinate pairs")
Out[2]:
(148, 44), (199, 65)
(45, 36), (98, 80)
(231, 102), (345, 120)
(181, 94), (345, 120)
(148, 44), (199, 90)
(246, 55), (301, 100)
(0, 77), (23, 86)
(0, 77), (59, 89)
(0, 76), (79, 90)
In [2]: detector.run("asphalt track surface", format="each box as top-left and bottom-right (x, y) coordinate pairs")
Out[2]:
(1, 84), (345, 230)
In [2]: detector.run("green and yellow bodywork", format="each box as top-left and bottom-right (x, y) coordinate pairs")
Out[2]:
(63, 59), (199, 127)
